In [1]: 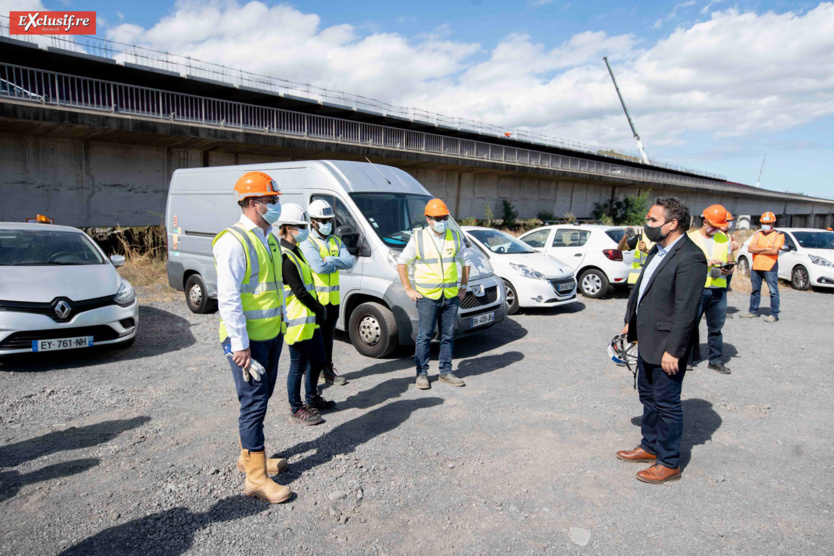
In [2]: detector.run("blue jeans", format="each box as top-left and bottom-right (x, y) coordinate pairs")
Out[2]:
(693, 288), (727, 365)
(415, 296), (460, 376)
(638, 355), (687, 469)
(287, 328), (327, 412)
(222, 334), (283, 451)
(749, 265), (780, 318)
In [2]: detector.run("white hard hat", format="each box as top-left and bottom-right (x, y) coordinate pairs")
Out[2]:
(277, 203), (310, 226)
(308, 199), (335, 219)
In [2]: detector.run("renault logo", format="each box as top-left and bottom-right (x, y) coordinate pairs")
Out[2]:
(471, 285), (485, 297)
(54, 300), (71, 319)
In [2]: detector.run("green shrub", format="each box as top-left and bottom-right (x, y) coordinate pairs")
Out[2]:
(501, 200), (519, 229)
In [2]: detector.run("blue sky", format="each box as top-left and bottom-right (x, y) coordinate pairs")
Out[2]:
(7, 0), (834, 198)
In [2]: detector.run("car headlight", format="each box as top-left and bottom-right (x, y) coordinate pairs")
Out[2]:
(115, 278), (136, 307)
(510, 262), (546, 280)
(809, 255), (833, 267)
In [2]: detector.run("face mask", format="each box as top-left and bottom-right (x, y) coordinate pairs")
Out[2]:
(432, 220), (448, 234)
(705, 225), (718, 237)
(317, 222), (333, 236)
(294, 227), (309, 242)
(762, 224), (773, 232)
(258, 202), (282, 225)
(644, 221), (669, 243)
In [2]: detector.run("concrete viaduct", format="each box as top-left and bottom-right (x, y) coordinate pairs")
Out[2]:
(1, 34), (832, 229)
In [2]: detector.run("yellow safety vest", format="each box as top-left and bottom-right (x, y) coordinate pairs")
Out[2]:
(628, 232), (654, 285)
(307, 234), (342, 306)
(688, 230), (730, 288)
(282, 248), (318, 345)
(213, 223), (285, 343)
(413, 228), (461, 300)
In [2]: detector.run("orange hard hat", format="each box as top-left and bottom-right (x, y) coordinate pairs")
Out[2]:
(234, 171), (281, 203)
(726, 212), (734, 221)
(760, 211), (776, 224)
(425, 199), (450, 217)
(702, 204), (730, 227)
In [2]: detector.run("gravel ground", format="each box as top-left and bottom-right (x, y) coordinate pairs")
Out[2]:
(1, 284), (833, 554)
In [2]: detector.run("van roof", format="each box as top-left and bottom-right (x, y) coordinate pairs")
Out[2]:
(170, 160), (431, 196)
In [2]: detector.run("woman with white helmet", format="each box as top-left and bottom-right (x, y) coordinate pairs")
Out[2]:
(277, 203), (334, 425)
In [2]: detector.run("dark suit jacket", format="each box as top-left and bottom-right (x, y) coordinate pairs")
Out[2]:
(624, 234), (707, 366)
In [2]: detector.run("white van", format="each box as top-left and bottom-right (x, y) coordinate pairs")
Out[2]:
(165, 160), (505, 357)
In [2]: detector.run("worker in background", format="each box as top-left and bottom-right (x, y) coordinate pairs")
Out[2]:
(300, 200), (355, 387)
(723, 212), (739, 292)
(740, 212), (784, 322)
(688, 205), (734, 374)
(278, 204), (333, 425)
(618, 226), (654, 287)
(213, 171), (291, 504)
(397, 199), (471, 390)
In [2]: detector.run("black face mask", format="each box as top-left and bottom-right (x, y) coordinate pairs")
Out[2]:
(644, 221), (669, 243)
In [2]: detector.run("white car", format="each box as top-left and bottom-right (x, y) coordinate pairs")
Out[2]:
(736, 228), (834, 291)
(518, 224), (632, 298)
(0, 223), (139, 356)
(462, 226), (578, 314)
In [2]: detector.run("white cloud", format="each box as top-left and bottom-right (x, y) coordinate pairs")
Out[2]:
(0, 0), (46, 13)
(528, 0), (555, 7)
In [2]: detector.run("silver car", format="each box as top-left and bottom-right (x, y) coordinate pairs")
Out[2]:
(0, 223), (138, 356)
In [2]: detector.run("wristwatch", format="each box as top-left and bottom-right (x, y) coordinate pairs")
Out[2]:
(460, 284), (468, 290)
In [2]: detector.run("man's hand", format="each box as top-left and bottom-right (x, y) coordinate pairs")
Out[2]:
(661, 351), (679, 375)
(458, 286), (467, 300)
(232, 348), (251, 371)
(637, 241), (647, 252)
(708, 258), (724, 267)
(621, 323), (629, 335)
(406, 287), (423, 302)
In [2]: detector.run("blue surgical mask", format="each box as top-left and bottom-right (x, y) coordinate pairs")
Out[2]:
(432, 220), (448, 234)
(318, 222), (333, 236)
(260, 202), (282, 225)
(295, 227), (309, 242)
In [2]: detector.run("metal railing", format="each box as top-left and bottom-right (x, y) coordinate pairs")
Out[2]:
(0, 16), (724, 180)
(2, 61), (792, 196)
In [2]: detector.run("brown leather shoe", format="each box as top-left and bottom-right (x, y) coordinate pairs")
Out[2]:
(616, 446), (657, 463)
(636, 464), (681, 484)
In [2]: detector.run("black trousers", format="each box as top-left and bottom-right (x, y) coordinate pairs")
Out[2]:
(321, 303), (339, 367)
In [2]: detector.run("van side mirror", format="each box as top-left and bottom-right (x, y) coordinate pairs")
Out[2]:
(337, 227), (371, 258)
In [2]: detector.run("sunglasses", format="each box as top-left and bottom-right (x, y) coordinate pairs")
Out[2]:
(293, 224), (308, 230)
(431, 216), (449, 222)
(256, 197), (280, 205)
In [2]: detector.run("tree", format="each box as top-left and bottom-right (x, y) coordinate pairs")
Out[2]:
(592, 190), (650, 225)
(501, 200), (519, 229)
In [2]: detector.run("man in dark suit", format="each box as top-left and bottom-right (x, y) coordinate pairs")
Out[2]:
(617, 197), (707, 484)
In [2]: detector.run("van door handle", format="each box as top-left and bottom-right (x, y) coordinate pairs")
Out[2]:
(574, 253), (582, 257)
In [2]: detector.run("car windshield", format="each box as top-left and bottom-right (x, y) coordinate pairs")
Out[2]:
(468, 229), (534, 254)
(0, 229), (106, 266)
(792, 231), (834, 249)
(350, 193), (465, 249)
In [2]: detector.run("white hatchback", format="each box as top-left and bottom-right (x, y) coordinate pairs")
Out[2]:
(0, 223), (139, 356)
(518, 224), (632, 298)
(736, 228), (834, 291)
(462, 227), (578, 314)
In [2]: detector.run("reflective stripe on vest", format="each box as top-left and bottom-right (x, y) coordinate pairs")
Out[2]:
(214, 223), (285, 343)
(688, 230), (730, 288)
(307, 235), (342, 306)
(627, 232), (653, 285)
(282, 248), (318, 345)
(413, 228), (460, 300)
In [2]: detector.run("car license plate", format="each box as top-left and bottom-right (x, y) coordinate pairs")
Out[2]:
(557, 282), (574, 292)
(32, 336), (94, 352)
(471, 312), (495, 328)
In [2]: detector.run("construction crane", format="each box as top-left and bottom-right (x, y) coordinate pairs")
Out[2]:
(755, 154), (767, 188)
(602, 56), (649, 164)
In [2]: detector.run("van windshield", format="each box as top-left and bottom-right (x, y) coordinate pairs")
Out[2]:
(351, 193), (463, 249)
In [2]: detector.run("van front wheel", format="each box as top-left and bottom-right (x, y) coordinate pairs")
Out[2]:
(349, 302), (398, 358)
(185, 274), (217, 314)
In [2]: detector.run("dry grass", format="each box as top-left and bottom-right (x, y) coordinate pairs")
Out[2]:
(112, 227), (180, 302)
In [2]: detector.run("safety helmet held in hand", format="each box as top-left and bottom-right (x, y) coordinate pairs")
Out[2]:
(760, 211), (777, 224)
(702, 204), (730, 228)
(425, 199), (451, 217)
(308, 199), (335, 220)
(276, 203), (310, 226)
(234, 171), (281, 203)
(609, 334), (638, 370)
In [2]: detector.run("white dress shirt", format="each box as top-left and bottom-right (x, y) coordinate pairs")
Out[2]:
(636, 234), (684, 313)
(213, 214), (276, 352)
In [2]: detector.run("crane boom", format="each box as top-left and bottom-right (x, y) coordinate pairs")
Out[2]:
(756, 154), (766, 188)
(602, 56), (649, 164)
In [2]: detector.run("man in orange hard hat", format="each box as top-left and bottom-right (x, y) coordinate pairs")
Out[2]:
(213, 171), (291, 504)
(687, 205), (734, 374)
(740, 212), (783, 322)
(396, 199), (471, 390)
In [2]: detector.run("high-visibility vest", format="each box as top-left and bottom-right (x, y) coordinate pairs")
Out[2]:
(307, 234), (342, 306)
(282, 248), (318, 345)
(688, 230), (730, 288)
(213, 223), (285, 343)
(627, 232), (654, 285)
(413, 228), (461, 300)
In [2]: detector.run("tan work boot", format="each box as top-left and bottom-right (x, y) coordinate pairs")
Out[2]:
(237, 438), (288, 475)
(241, 449), (292, 504)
